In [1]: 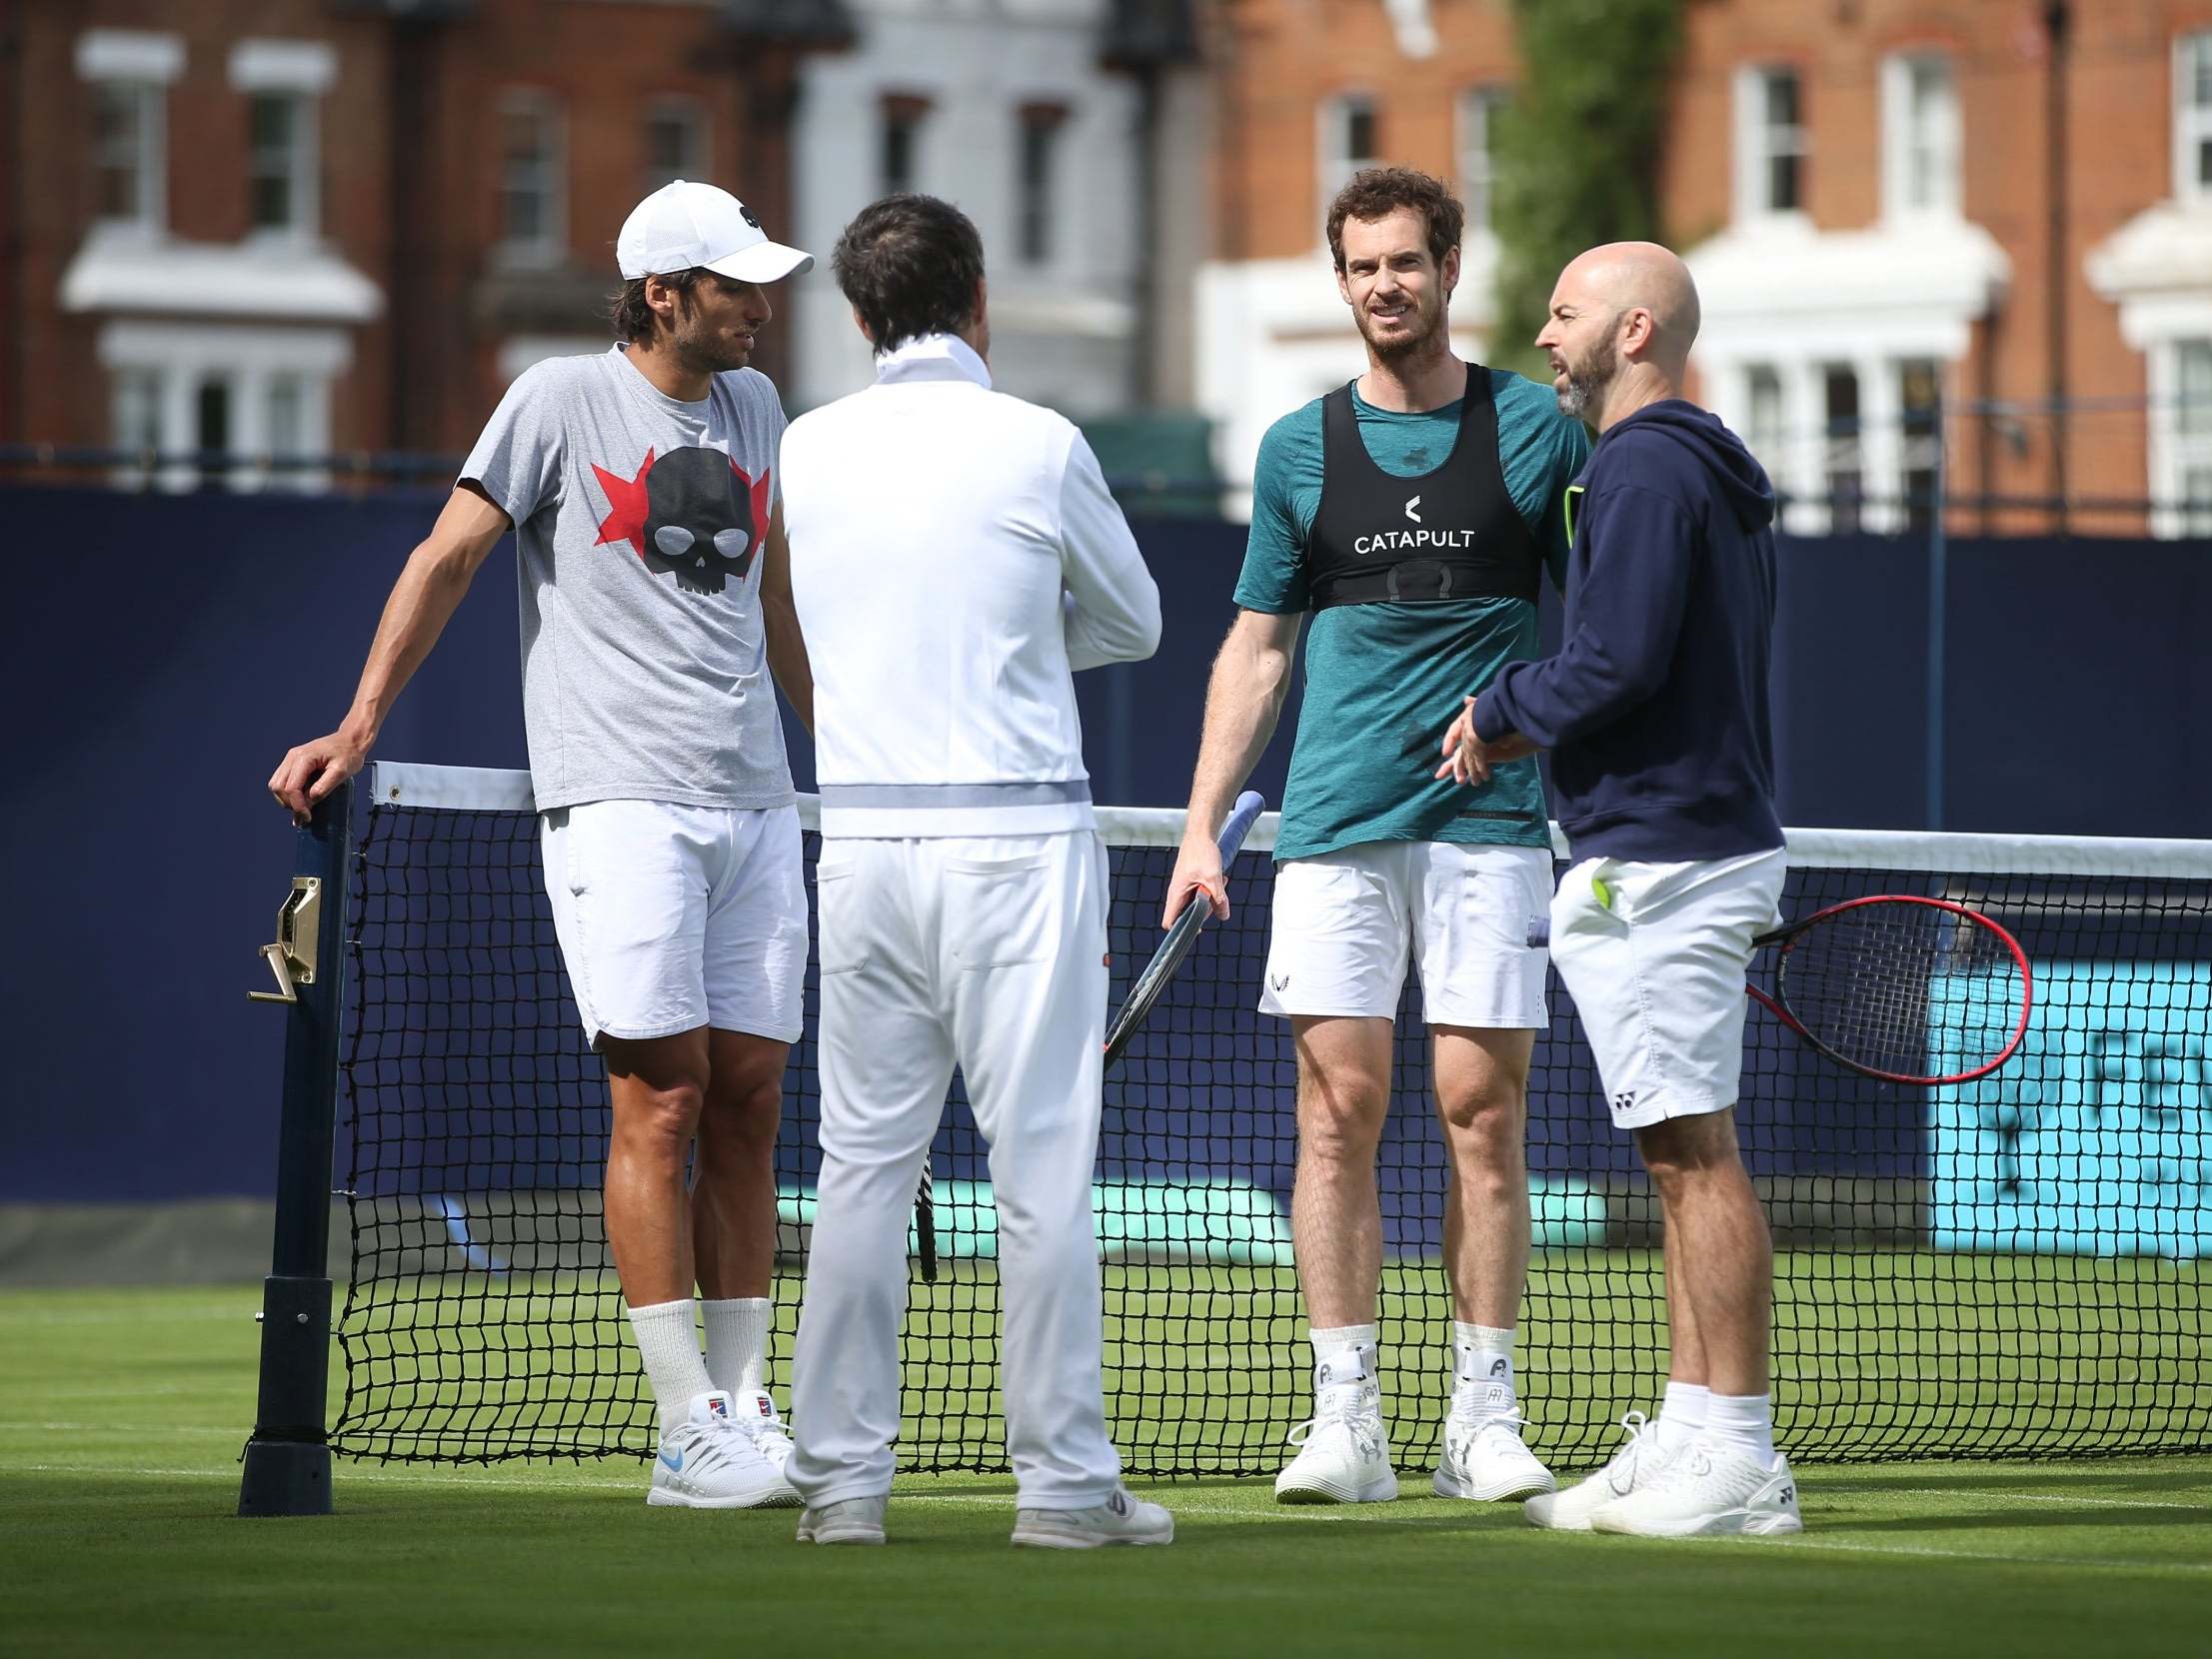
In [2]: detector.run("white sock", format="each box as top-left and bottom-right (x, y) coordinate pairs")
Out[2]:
(701, 1296), (774, 1399)
(627, 1298), (713, 1433)
(1451, 1321), (1517, 1418)
(1307, 1323), (1378, 1396)
(1655, 1380), (1709, 1453)
(1703, 1391), (1776, 1466)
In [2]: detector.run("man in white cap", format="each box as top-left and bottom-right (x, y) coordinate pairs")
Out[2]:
(270, 181), (818, 1507)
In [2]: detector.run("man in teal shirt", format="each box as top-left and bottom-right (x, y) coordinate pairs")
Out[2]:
(1165, 167), (1587, 1507)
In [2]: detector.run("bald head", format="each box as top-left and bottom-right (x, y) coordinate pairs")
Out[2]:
(1561, 242), (1700, 364)
(1535, 241), (1700, 429)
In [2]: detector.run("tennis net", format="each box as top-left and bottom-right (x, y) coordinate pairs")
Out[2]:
(333, 762), (2211, 1472)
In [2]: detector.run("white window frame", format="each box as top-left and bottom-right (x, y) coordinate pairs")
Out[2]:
(2177, 32), (2212, 204)
(91, 80), (165, 233)
(642, 96), (708, 194)
(1317, 92), (1379, 222)
(96, 321), (349, 493)
(244, 92), (319, 239)
(496, 90), (567, 267)
(230, 40), (334, 241)
(79, 33), (180, 236)
(2154, 337), (2212, 537)
(1015, 106), (1067, 269)
(1732, 65), (1807, 224)
(1455, 86), (1505, 241)
(1881, 52), (1960, 220)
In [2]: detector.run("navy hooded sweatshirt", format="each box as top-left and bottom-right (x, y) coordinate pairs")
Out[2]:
(1474, 399), (1783, 862)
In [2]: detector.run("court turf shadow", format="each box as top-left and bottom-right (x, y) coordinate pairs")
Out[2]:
(1813, 1505), (2206, 1536)
(1807, 1467), (2212, 1501)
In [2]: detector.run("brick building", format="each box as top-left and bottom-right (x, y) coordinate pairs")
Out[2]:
(0, 0), (845, 479)
(1193, 0), (2212, 536)
(0, 0), (1205, 484)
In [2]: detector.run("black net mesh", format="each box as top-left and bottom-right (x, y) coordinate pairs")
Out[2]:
(334, 792), (2212, 1471)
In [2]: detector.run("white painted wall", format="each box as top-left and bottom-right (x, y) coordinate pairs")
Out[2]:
(789, 0), (1141, 415)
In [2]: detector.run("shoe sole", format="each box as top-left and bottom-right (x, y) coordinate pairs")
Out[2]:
(797, 1524), (886, 1544)
(1273, 1471), (1399, 1504)
(1432, 1465), (1557, 1503)
(1010, 1526), (1174, 1549)
(1521, 1494), (1599, 1531)
(1589, 1507), (1803, 1538)
(649, 1487), (805, 1510)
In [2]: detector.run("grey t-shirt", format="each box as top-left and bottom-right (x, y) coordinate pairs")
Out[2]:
(461, 346), (794, 813)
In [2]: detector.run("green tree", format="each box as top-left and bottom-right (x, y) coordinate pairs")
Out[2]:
(1489, 0), (1684, 378)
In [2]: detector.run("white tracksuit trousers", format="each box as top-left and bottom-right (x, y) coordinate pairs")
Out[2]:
(788, 830), (1123, 1508)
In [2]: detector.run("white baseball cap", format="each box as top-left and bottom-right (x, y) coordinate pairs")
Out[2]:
(616, 180), (814, 284)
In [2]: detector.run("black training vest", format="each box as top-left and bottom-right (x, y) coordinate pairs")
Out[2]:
(1306, 371), (1540, 611)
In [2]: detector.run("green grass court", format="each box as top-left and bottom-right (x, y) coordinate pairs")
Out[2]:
(5, 1285), (2208, 1658)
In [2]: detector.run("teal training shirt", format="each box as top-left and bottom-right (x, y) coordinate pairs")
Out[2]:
(1234, 367), (1590, 862)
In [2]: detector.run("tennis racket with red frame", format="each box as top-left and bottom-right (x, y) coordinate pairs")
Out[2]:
(1530, 893), (2034, 1087)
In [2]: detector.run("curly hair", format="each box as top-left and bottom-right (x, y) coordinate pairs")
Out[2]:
(1325, 166), (1465, 273)
(831, 194), (986, 355)
(607, 268), (708, 346)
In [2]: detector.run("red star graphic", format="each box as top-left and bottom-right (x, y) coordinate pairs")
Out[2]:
(591, 450), (655, 559)
(732, 459), (773, 538)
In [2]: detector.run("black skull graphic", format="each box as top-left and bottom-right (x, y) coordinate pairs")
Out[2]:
(591, 445), (769, 598)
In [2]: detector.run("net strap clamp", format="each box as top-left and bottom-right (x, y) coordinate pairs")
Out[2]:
(238, 783), (353, 1517)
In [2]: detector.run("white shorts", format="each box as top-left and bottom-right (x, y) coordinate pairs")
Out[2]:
(1258, 840), (1553, 1028)
(1549, 848), (1788, 1130)
(542, 799), (808, 1047)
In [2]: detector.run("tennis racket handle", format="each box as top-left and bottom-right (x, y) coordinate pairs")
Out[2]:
(1214, 791), (1266, 861)
(1525, 916), (1550, 949)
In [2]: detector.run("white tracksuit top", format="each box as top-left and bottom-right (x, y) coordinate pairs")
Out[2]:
(780, 334), (1163, 837)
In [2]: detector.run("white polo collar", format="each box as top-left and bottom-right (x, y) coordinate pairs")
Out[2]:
(874, 332), (993, 390)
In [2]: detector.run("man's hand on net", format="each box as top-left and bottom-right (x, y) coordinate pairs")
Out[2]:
(1162, 834), (1230, 927)
(269, 727), (371, 827)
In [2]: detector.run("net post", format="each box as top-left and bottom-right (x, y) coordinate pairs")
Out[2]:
(238, 783), (353, 1517)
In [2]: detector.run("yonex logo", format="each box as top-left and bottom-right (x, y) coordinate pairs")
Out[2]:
(1403, 495), (1423, 525)
(1612, 1090), (1637, 1112)
(1778, 1485), (1794, 1504)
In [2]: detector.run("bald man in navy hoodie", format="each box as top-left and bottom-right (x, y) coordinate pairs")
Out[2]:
(1438, 243), (1801, 1540)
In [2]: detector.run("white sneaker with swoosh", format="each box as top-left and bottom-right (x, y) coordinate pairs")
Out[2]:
(647, 1390), (800, 1509)
(1522, 1410), (1670, 1531)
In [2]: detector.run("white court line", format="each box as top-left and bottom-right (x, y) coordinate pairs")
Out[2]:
(0, 1423), (243, 1437)
(11, 1462), (2208, 1569)
(1957, 1490), (2207, 1514)
(1773, 1537), (2211, 1577)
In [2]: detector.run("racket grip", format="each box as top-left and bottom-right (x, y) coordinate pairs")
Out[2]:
(915, 1158), (937, 1283)
(1215, 791), (1266, 861)
(1525, 916), (1550, 949)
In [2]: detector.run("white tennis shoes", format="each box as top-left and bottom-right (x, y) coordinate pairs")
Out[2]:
(1524, 1412), (1803, 1536)
(1276, 1371), (1555, 1505)
(647, 1389), (802, 1509)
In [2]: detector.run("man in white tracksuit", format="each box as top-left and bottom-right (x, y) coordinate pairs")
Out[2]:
(778, 194), (1169, 1548)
